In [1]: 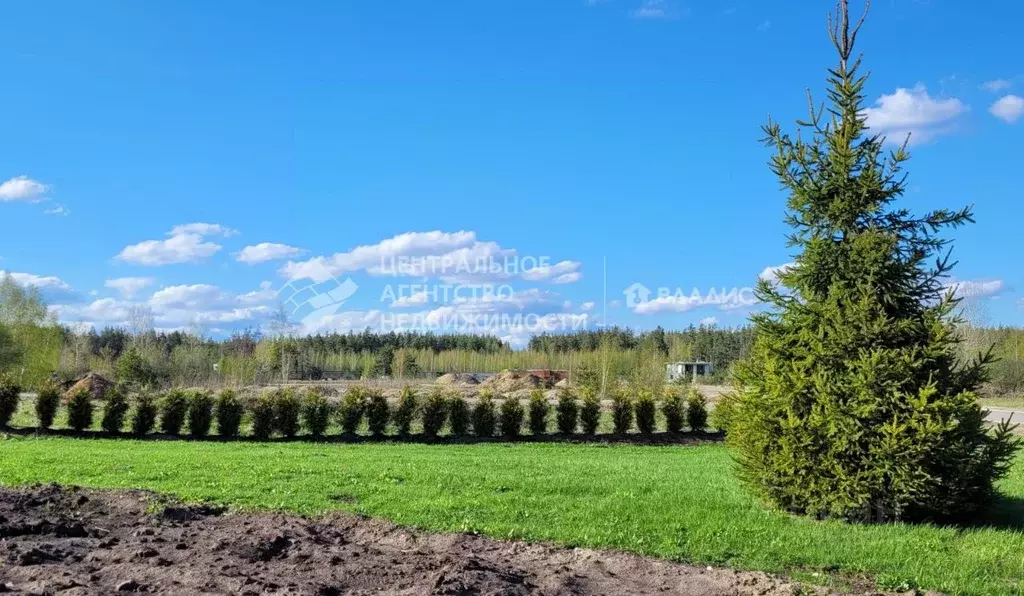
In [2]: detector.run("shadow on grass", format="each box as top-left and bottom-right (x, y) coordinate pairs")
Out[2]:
(1, 425), (724, 447)
(968, 493), (1024, 532)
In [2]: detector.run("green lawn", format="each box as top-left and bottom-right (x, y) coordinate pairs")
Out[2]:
(1, 436), (1022, 594)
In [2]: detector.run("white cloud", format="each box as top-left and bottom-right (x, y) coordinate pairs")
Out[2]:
(170, 223), (237, 237)
(521, 260), (583, 284)
(0, 270), (71, 291)
(149, 284), (234, 311)
(302, 287), (585, 345)
(945, 279), (1004, 300)
(282, 231), (476, 281)
(981, 79), (1012, 93)
(759, 262), (794, 284)
(861, 84), (968, 144)
(105, 277), (156, 298)
(633, 295), (704, 315)
(281, 230), (581, 285)
(44, 205), (69, 216)
(989, 95), (1024, 123)
(699, 317), (719, 327)
(0, 176), (48, 203)
(756, 20), (772, 32)
(51, 298), (133, 324)
(236, 242), (306, 264)
(237, 281), (277, 306)
(390, 290), (431, 309)
(117, 223), (233, 266)
(632, 287), (757, 315)
(580, 301), (596, 311)
(54, 281), (278, 329)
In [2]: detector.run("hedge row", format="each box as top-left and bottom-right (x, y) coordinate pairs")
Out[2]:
(0, 376), (712, 440)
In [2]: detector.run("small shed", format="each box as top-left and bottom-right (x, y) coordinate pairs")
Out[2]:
(665, 361), (713, 382)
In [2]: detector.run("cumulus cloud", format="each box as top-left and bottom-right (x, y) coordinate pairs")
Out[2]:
(236, 243), (306, 264)
(55, 281), (279, 329)
(521, 260), (583, 284)
(580, 301), (596, 311)
(117, 223), (233, 266)
(44, 205), (69, 216)
(759, 262), (794, 284)
(945, 279), (1004, 300)
(105, 277), (156, 298)
(0, 176), (48, 203)
(281, 230), (581, 285)
(699, 317), (719, 327)
(989, 95), (1024, 123)
(0, 270), (71, 291)
(861, 84), (968, 144)
(281, 231), (476, 281)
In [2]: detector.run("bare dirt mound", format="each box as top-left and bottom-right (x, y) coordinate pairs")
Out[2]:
(62, 373), (115, 400)
(436, 373), (480, 386)
(0, 485), (875, 596)
(480, 370), (544, 393)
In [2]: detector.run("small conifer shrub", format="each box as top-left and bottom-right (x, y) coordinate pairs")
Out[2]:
(249, 391), (277, 440)
(0, 374), (20, 428)
(35, 383), (61, 430)
(301, 388), (333, 438)
(687, 389), (708, 433)
(579, 387), (601, 435)
(66, 388), (94, 432)
(275, 388), (302, 438)
(499, 396), (524, 438)
(610, 390), (633, 435)
(159, 390), (189, 435)
(130, 391), (158, 436)
(339, 387), (367, 435)
(661, 386), (685, 434)
(393, 386), (418, 436)
(527, 389), (549, 435)
(214, 389), (244, 438)
(101, 386), (130, 434)
(421, 388), (448, 437)
(365, 390), (390, 436)
(635, 390), (657, 435)
(448, 395), (470, 436)
(555, 389), (578, 435)
(188, 390), (215, 438)
(471, 391), (497, 437)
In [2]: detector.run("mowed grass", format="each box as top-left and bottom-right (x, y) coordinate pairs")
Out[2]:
(1, 437), (1023, 594)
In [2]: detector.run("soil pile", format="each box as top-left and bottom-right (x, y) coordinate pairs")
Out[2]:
(62, 373), (115, 400)
(435, 373), (480, 386)
(480, 370), (544, 392)
(0, 484), (870, 596)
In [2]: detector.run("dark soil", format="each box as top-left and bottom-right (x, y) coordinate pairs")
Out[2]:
(0, 485), (882, 596)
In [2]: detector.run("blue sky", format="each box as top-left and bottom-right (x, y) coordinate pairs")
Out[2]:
(1, 0), (1021, 346)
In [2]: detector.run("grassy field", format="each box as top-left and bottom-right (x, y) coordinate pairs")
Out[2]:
(981, 395), (1024, 410)
(1, 436), (1022, 594)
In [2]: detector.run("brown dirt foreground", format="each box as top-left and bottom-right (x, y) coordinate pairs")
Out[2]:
(0, 485), (893, 596)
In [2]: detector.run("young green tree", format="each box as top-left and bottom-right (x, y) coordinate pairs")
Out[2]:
(723, 0), (1020, 522)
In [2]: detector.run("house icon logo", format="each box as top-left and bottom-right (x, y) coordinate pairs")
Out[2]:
(623, 283), (651, 308)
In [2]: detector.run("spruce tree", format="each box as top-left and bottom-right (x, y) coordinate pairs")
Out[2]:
(724, 0), (1019, 523)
